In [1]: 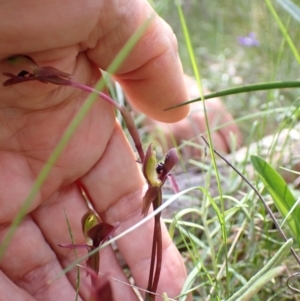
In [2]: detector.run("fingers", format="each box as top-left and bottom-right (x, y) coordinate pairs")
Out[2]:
(0, 216), (82, 301)
(30, 184), (91, 300)
(80, 123), (187, 298)
(209, 99), (243, 149)
(0, 0), (100, 54)
(99, 247), (139, 301)
(86, 0), (189, 123)
(173, 99), (242, 153)
(1, 1), (189, 120)
(0, 270), (38, 301)
(1, 184), (138, 300)
(31, 182), (138, 301)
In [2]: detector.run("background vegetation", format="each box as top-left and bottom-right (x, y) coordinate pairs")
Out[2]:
(146, 1), (300, 300)
(157, 0), (300, 138)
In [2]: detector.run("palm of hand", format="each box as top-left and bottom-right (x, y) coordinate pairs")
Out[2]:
(0, 1), (189, 300)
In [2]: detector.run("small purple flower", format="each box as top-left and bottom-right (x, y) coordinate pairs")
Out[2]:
(238, 32), (259, 47)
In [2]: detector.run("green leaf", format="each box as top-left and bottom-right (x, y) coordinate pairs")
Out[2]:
(251, 155), (300, 246)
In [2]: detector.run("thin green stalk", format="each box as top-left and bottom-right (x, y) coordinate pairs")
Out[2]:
(201, 135), (300, 267)
(174, 0), (228, 295)
(261, 17), (290, 146)
(64, 209), (80, 301)
(202, 185), (220, 277)
(0, 16), (152, 260)
(265, 0), (300, 64)
(166, 81), (300, 109)
(226, 239), (292, 301)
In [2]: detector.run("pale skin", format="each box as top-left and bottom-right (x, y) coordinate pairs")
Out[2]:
(0, 1), (190, 301)
(0, 1), (239, 301)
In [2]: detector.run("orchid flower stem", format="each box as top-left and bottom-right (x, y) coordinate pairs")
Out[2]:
(146, 213), (162, 301)
(89, 246), (100, 287)
(152, 213), (162, 294)
(147, 225), (157, 296)
(146, 189), (163, 301)
(69, 82), (145, 162)
(76, 180), (94, 205)
(68, 82), (122, 110)
(119, 106), (145, 162)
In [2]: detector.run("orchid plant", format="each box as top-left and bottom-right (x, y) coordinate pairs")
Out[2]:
(59, 209), (118, 287)
(61, 180), (118, 301)
(142, 145), (179, 301)
(2, 55), (180, 301)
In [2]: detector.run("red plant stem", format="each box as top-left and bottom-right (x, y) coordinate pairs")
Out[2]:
(146, 190), (163, 301)
(68, 82), (122, 111)
(76, 180), (94, 204)
(146, 225), (157, 299)
(68, 82), (145, 162)
(120, 106), (145, 162)
(151, 212), (162, 297)
(88, 246), (100, 286)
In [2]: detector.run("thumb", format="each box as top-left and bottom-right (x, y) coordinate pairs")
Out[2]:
(86, 0), (189, 123)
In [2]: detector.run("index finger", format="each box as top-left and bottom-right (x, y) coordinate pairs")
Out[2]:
(86, 0), (189, 123)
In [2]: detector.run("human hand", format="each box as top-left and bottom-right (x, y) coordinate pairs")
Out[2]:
(0, 1), (189, 300)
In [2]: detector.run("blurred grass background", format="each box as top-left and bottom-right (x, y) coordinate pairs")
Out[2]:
(153, 0), (300, 139)
(145, 1), (300, 300)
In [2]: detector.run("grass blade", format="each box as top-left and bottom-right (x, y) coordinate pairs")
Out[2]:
(251, 155), (300, 246)
(226, 238), (292, 301)
(64, 209), (80, 301)
(165, 81), (300, 110)
(265, 0), (300, 64)
(276, 0), (300, 23)
(175, 0), (229, 295)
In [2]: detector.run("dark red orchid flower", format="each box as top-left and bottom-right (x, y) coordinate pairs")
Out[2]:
(142, 145), (179, 216)
(59, 210), (118, 285)
(3, 66), (73, 86)
(141, 145), (179, 301)
(2, 54), (73, 86)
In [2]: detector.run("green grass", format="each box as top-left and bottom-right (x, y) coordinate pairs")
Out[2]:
(148, 1), (300, 300)
(158, 0), (300, 138)
(104, 0), (300, 301)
